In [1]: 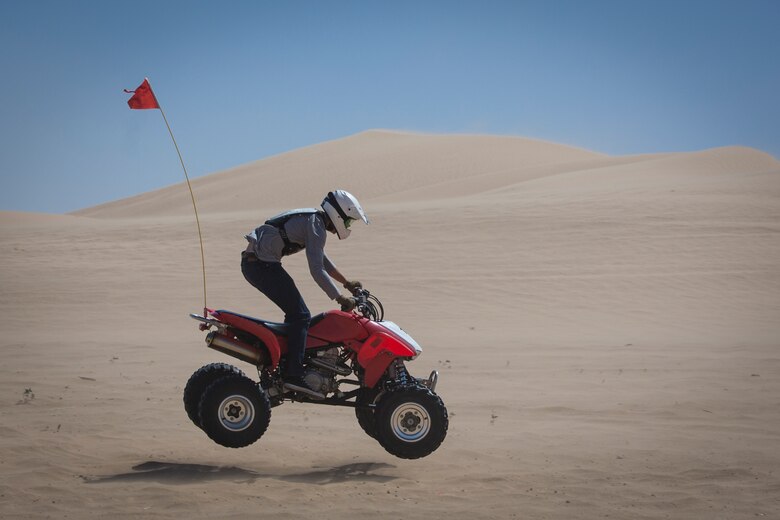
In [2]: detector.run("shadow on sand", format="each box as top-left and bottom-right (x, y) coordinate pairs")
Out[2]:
(82, 460), (397, 485)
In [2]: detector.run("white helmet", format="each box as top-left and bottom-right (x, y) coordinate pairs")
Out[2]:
(321, 189), (369, 239)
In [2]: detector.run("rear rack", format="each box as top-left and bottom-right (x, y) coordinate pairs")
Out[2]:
(189, 313), (224, 331)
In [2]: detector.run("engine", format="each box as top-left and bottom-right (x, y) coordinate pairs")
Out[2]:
(303, 369), (338, 395)
(304, 347), (347, 395)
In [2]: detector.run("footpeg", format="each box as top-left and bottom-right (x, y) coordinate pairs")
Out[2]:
(283, 381), (326, 400)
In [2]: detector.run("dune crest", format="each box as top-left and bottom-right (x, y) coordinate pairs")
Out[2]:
(73, 130), (605, 218)
(72, 131), (777, 220)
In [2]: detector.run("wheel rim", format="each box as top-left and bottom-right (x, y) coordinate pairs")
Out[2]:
(390, 402), (431, 442)
(217, 394), (255, 432)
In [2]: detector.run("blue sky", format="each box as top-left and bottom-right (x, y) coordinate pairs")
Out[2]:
(1, 0), (778, 214)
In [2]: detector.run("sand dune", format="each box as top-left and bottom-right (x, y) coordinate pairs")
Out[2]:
(2, 131), (780, 519)
(74, 130), (604, 218)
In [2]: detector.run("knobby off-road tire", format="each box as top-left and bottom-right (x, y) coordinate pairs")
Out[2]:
(183, 363), (245, 428)
(375, 386), (448, 459)
(198, 374), (271, 448)
(355, 387), (382, 439)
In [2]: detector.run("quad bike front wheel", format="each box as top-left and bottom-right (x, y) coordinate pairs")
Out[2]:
(355, 387), (382, 439)
(183, 363), (245, 428)
(375, 386), (448, 459)
(198, 374), (271, 448)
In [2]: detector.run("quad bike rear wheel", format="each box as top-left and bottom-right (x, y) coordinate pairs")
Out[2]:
(183, 363), (245, 428)
(198, 374), (271, 448)
(375, 386), (448, 459)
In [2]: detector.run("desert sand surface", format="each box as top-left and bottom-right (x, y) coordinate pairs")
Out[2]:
(2, 130), (779, 519)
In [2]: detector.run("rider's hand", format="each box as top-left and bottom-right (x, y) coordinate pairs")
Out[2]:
(336, 294), (357, 312)
(343, 280), (362, 293)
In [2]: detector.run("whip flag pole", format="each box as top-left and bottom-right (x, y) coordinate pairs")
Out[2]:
(124, 77), (207, 313)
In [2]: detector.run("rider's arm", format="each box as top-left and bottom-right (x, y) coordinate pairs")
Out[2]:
(305, 216), (341, 300)
(323, 254), (348, 286)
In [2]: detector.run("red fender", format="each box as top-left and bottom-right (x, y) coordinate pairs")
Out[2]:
(211, 311), (282, 369)
(308, 310), (368, 343)
(358, 331), (417, 388)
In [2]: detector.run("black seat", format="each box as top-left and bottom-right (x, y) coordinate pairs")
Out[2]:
(217, 310), (327, 337)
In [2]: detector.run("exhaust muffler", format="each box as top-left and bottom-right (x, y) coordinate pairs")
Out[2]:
(206, 331), (267, 366)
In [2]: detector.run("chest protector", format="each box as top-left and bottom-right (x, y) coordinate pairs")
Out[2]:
(264, 208), (323, 257)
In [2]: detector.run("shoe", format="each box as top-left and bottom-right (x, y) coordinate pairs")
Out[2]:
(283, 375), (325, 399)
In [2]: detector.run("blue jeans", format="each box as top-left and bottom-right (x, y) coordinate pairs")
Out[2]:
(241, 256), (311, 378)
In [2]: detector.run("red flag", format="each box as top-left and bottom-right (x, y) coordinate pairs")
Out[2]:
(124, 78), (159, 109)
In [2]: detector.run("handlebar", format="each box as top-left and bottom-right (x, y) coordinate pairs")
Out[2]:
(344, 288), (384, 321)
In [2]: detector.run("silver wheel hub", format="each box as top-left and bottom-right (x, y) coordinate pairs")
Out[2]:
(218, 394), (255, 432)
(390, 402), (430, 442)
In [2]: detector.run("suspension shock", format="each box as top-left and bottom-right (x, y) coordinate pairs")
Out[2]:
(393, 359), (411, 387)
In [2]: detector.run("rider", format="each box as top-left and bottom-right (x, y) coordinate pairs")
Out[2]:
(241, 190), (369, 396)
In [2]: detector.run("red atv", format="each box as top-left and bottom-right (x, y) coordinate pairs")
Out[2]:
(185, 289), (448, 459)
